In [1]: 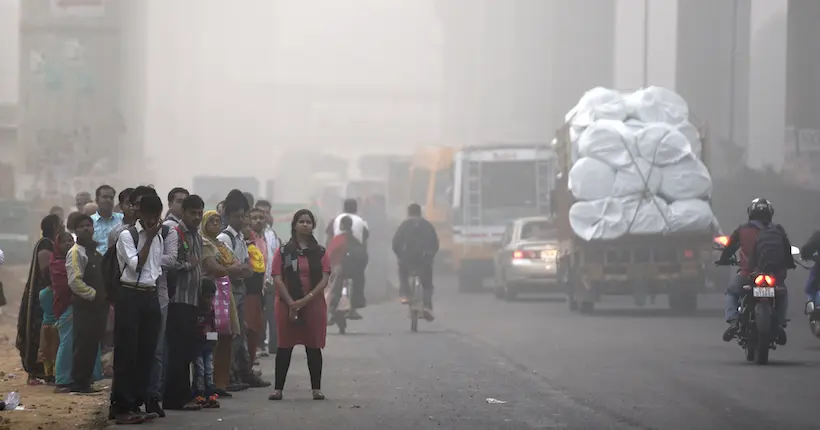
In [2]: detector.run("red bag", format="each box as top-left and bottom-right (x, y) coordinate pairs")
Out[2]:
(212, 276), (233, 335)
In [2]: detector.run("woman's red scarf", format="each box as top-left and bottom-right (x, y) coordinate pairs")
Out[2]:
(50, 245), (71, 319)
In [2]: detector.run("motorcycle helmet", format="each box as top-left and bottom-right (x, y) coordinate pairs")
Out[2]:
(747, 197), (774, 222)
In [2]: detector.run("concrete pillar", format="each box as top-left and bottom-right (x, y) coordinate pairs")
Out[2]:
(613, 0), (678, 90)
(746, 0), (789, 171)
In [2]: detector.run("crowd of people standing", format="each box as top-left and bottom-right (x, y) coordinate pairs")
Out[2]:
(14, 184), (335, 425)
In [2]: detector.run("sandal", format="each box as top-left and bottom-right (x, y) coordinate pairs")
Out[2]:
(268, 390), (283, 401)
(312, 390), (326, 400)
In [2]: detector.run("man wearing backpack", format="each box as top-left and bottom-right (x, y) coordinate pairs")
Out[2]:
(392, 203), (439, 320)
(325, 199), (370, 319)
(716, 198), (796, 343)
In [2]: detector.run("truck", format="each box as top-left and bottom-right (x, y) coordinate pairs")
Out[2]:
(451, 144), (556, 291)
(551, 119), (712, 314)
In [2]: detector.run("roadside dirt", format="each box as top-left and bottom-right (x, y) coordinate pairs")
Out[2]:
(0, 265), (109, 430)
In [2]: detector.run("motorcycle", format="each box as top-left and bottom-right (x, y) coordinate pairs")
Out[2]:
(713, 236), (799, 365)
(792, 249), (820, 339)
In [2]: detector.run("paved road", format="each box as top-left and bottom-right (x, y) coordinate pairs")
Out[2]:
(120, 276), (820, 430)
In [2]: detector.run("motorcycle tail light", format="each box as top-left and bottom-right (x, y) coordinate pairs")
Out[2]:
(683, 249), (694, 259)
(754, 274), (776, 286)
(714, 236), (729, 247)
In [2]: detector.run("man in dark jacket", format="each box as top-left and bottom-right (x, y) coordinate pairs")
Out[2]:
(716, 198), (795, 342)
(800, 231), (820, 304)
(392, 203), (439, 320)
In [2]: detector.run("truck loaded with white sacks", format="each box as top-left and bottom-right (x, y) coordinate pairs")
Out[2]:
(550, 86), (719, 314)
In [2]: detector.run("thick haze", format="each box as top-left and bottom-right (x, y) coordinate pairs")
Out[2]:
(143, 0), (441, 193)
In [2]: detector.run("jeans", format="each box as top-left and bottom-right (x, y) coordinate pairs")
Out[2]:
(398, 263), (434, 310)
(147, 304), (168, 399)
(264, 292), (277, 352)
(193, 342), (215, 397)
(71, 295), (109, 388)
(725, 273), (788, 326)
(55, 306), (103, 386)
(110, 288), (161, 414)
(230, 286), (251, 383)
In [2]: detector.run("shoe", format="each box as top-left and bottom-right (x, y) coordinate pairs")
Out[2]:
(114, 412), (145, 425)
(723, 322), (739, 342)
(145, 398), (166, 418)
(348, 309), (363, 320)
(423, 308), (435, 322)
(244, 374), (271, 388)
(776, 328), (788, 346)
(69, 385), (102, 395)
(206, 395), (221, 408)
(268, 390), (283, 401)
(54, 386), (72, 394)
(195, 395), (208, 406)
(214, 389), (233, 398)
(312, 390), (326, 400)
(226, 383), (249, 392)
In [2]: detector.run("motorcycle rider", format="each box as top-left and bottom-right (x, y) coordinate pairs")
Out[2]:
(716, 198), (796, 343)
(392, 203), (439, 320)
(799, 230), (820, 304)
(325, 199), (369, 319)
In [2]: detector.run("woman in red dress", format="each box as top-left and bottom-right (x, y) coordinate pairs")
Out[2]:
(269, 209), (330, 401)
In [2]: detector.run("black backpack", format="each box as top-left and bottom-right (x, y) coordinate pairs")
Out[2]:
(752, 224), (788, 274)
(342, 236), (368, 277)
(103, 227), (139, 303)
(102, 225), (171, 302)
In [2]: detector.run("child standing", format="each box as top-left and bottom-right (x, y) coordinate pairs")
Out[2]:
(193, 281), (219, 408)
(37, 284), (58, 384)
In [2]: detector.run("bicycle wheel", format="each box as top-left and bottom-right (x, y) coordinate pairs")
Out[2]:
(410, 276), (419, 332)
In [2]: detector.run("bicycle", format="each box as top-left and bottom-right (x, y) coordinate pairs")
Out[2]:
(407, 272), (422, 333)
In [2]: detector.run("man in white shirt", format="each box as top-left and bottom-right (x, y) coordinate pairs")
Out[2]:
(325, 199), (370, 319)
(110, 191), (165, 424)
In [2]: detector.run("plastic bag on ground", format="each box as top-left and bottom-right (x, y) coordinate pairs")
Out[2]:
(625, 86), (690, 124)
(569, 198), (629, 241)
(565, 87), (628, 127)
(622, 195), (670, 235)
(667, 199), (716, 233)
(576, 119), (636, 168)
(659, 155), (712, 200)
(612, 158), (662, 197)
(568, 157), (616, 200)
(634, 123), (693, 166)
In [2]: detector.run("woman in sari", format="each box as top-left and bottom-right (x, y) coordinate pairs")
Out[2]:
(16, 214), (63, 385)
(200, 210), (241, 398)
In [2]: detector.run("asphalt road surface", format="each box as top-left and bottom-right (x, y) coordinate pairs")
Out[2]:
(120, 276), (820, 430)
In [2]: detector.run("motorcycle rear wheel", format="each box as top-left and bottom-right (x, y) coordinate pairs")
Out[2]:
(754, 302), (773, 365)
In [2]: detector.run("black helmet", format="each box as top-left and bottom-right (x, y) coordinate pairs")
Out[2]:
(747, 198), (774, 222)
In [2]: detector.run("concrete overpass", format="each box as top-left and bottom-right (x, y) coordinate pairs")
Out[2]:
(437, 0), (820, 189)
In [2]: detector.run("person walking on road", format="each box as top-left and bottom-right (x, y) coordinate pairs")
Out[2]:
(269, 209), (330, 401)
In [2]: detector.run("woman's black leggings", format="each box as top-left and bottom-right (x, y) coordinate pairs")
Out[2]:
(274, 347), (322, 390)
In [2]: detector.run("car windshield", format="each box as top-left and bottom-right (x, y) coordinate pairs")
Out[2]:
(520, 220), (555, 241)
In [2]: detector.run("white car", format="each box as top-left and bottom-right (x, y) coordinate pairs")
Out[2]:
(493, 217), (560, 301)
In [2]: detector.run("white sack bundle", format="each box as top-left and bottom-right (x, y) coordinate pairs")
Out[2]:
(569, 198), (629, 241)
(658, 155), (712, 200)
(625, 86), (689, 124)
(676, 121), (702, 157)
(565, 87), (628, 127)
(576, 119), (636, 168)
(612, 158), (662, 197)
(667, 199), (716, 233)
(569, 157), (616, 200)
(622, 195), (670, 235)
(634, 123), (693, 166)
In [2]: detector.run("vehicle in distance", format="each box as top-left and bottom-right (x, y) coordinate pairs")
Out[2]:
(493, 216), (560, 301)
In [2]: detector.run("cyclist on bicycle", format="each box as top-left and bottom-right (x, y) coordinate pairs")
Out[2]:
(326, 216), (367, 324)
(392, 203), (439, 320)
